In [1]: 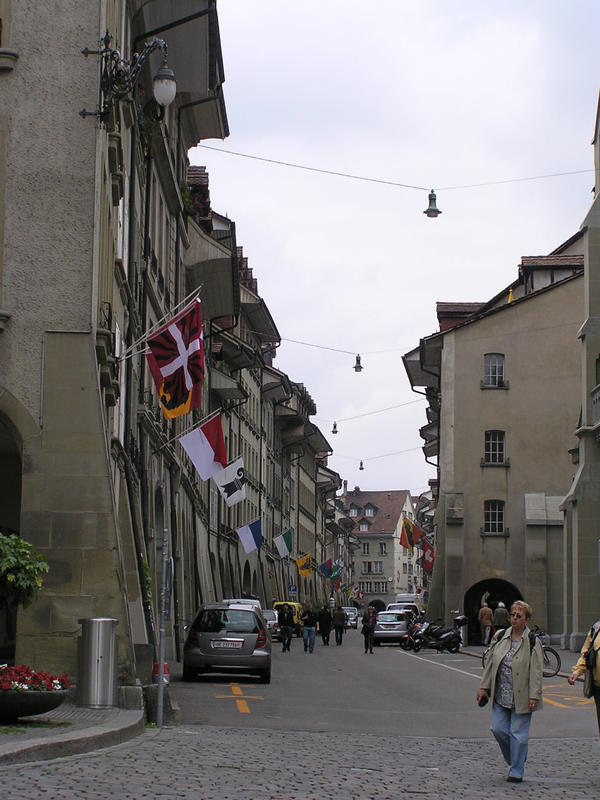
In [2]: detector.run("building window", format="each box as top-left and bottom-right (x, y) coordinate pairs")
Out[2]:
(402, 563), (407, 574)
(373, 562), (383, 574)
(379, 542), (387, 555)
(483, 353), (505, 387)
(365, 506), (374, 517)
(362, 542), (370, 555)
(359, 581), (372, 593)
(362, 562), (371, 574)
(403, 546), (408, 555)
(484, 500), (505, 534)
(484, 430), (505, 464)
(359, 521), (369, 531)
(349, 507), (358, 517)
(408, 563), (413, 575)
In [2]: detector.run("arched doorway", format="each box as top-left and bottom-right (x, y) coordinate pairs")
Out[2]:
(251, 569), (258, 598)
(242, 562), (251, 595)
(464, 578), (523, 644)
(0, 414), (23, 665)
(370, 598), (386, 613)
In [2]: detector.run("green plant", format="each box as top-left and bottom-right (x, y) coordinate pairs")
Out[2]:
(179, 181), (194, 217)
(0, 533), (49, 609)
(142, 557), (153, 605)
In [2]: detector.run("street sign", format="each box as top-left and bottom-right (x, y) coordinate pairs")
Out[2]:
(288, 584), (297, 596)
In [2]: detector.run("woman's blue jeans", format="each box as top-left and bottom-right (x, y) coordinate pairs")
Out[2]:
(490, 702), (532, 779)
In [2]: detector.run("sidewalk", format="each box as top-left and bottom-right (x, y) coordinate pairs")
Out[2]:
(0, 700), (144, 766)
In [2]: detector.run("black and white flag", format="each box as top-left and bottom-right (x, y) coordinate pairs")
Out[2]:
(213, 457), (247, 507)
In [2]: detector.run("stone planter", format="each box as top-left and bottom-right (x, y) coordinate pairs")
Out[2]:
(0, 690), (67, 723)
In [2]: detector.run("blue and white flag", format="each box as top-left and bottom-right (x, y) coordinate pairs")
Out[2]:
(236, 519), (262, 554)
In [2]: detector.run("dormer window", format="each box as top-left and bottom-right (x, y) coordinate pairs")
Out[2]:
(349, 507), (358, 517)
(365, 506), (375, 517)
(359, 521), (370, 531)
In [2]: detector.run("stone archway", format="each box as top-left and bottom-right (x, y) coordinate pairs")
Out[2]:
(242, 562), (251, 595)
(0, 413), (23, 664)
(251, 569), (258, 597)
(464, 578), (523, 644)
(370, 598), (386, 613)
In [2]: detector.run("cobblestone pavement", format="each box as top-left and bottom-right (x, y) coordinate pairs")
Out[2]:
(0, 725), (598, 799)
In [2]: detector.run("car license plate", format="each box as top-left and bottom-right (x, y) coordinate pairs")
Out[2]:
(212, 639), (243, 649)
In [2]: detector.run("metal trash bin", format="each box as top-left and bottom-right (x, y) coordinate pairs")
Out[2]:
(77, 618), (119, 707)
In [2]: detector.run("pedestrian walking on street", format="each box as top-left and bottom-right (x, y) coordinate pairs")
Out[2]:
(301, 603), (317, 653)
(318, 605), (332, 646)
(332, 606), (346, 645)
(476, 600), (543, 783)
(362, 606), (377, 654)
(478, 601), (493, 645)
(493, 601), (511, 630)
(567, 617), (600, 734)
(278, 603), (295, 652)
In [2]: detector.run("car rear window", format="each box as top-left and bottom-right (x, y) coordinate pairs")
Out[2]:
(378, 612), (407, 622)
(194, 609), (260, 634)
(262, 610), (277, 621)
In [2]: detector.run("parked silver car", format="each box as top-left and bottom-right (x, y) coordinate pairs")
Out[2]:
(342, 607), (359, 629)
(373, 610), (410, 646)
(183, 603), (272, 683)
(262, 609), (280, 640)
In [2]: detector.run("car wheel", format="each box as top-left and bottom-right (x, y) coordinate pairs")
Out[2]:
(182, 663), (196, 682)
(259, 669), (271, 684)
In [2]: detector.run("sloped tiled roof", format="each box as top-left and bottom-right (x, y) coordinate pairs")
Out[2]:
(340, 489), (409, 535)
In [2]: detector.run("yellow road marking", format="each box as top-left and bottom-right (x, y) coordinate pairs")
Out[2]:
(231, 684), (243, 696)
(215, 694), (263, 700)
(236, 700), (250, 714)
(543, 696), (569, 709)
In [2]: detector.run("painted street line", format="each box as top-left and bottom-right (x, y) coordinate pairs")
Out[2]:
(401, 650), (482, 679)
(214, 682), (263, 715)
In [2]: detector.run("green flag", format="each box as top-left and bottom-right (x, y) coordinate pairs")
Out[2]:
(274, 528), (293, 558)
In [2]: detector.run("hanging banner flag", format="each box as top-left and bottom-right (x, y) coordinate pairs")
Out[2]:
(236, 519), (262, 554)
(213, 457), (247, 507)
(179, 414), (227, 480)
(296, 553), (313, 577)
(274, 529), (293, 559)
(333, 576), (342, 591)
(318, 558), (332, 578)
(330, 560), (342, 580)
(399, 517), (426, 555)
(146, 297), (205, 419)
(422, 538), (435, 572)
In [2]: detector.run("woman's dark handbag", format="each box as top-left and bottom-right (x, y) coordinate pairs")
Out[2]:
(582, 623), (600, 699)
(477, 695), (489, 707)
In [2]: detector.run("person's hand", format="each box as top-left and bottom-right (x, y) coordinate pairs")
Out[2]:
(567, 674), (577, 686)
(476, 690), (488, 703)
(529, 698), (538, 712)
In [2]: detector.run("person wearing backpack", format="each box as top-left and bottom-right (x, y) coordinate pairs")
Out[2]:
(567, 619), (600, 733)
(476, 600), (543, 783)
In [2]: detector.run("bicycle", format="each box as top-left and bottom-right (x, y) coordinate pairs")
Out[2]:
(481, 627), (561, 677)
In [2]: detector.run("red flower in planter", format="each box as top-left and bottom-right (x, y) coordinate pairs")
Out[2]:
(0, 665), (70, 692)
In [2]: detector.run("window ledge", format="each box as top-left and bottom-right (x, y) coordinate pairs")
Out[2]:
(480, 380), (510, 390)
(480, 528), (510, 537)
(0, 49), (19, 71)
(480, 458), (511, 468)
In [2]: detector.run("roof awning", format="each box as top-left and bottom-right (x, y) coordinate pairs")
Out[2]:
(305, 422), (332, 456)
(185, 218), (239, 321)
(210, 368), (247, 402)
(213, 330), (256, 370)
(262, 365), (292, 403)
(241, 285), (280, 345)
(402, 346), (438, 389)
(419, 421), (438, 443)
(133, 0), (229, 143)
(423, 439), (439, 459)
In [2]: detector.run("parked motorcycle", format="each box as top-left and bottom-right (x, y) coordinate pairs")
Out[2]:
(399, 616), (423, 651)
(412, 615), (468, 653)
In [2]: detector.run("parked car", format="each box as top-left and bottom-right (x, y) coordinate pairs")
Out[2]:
(223, 597), (262, 612)
(386, 602), (420, 619)
(342, 607), (359, 629)
(272, 601), (304, 636)
(262, 609), (280, 640)
(373, 610), (410, 646)
(183, 603), (271, 683)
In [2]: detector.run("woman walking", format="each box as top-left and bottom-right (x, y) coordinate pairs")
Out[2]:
(476, 600), (543, 783)
(567, 617), (600, 733)
(361, 606), (377, 654)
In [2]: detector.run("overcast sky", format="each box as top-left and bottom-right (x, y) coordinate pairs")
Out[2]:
(190, 1), (600, 497)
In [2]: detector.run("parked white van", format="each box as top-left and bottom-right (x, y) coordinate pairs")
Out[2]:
(394, 593), (424, 611)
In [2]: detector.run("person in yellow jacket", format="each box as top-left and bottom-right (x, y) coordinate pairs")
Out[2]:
(476, 600), (543, 783)
(567, 619), (600, 734)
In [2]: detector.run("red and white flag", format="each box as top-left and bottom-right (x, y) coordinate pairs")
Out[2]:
(422, 539), (435, 572)
(179, 415), (227, 480)
(146, 298), (205, 419)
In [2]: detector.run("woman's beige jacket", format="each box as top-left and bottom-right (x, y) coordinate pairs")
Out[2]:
(480, 626), (543, 715)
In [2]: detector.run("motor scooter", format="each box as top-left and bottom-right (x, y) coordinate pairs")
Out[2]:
(412, 615), (468, 653)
